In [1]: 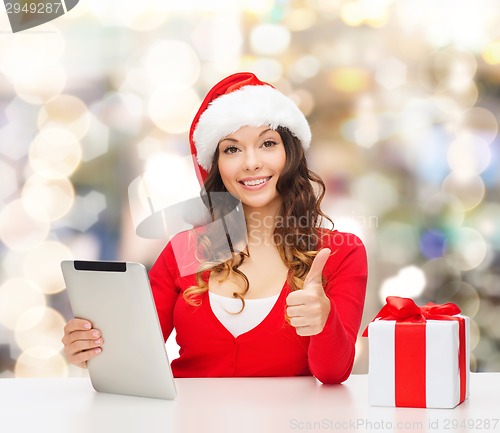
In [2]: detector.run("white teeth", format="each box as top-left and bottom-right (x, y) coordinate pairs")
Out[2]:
(242, 177), (269, 186)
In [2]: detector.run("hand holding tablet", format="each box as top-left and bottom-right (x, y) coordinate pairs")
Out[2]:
(62, 318), (103, 368)
(61, 260), (177, 400)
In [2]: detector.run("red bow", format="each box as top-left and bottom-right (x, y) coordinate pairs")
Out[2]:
(362, 296), (461, 337)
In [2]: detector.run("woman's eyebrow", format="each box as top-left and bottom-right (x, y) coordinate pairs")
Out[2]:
(219, 128), (275, 144)
(219, 137), (238, 144)
(259, 128), (273, 136)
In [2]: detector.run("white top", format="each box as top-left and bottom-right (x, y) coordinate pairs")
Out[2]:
(208, 291), (280, 337)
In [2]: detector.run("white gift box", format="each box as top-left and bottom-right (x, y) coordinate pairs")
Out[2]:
(368, 316), (470, 408)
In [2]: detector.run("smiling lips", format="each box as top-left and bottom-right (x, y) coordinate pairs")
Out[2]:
(238, 176), (272, 189)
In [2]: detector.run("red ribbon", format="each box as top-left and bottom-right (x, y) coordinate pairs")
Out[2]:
(364, 296), (466, 407)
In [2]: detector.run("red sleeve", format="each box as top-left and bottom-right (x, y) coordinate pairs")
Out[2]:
(308, 231), (368, 384)
(149, 241), (181, 342)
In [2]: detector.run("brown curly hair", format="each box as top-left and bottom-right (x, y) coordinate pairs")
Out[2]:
(183, 126), (333, 312)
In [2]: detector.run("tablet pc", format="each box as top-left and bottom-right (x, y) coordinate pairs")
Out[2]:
(61, 260), (177, 400)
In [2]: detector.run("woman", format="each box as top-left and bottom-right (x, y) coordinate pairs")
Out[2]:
(62, 72), (367, 384)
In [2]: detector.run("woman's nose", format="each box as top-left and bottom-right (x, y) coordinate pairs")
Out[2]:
(243, 149), (262, 171)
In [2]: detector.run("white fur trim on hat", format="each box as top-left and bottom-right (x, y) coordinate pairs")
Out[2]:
(193, 85), (311, 171)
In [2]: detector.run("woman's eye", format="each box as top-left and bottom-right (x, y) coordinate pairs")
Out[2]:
(262, 140), (277, 148)
(223, 145), (240, 154)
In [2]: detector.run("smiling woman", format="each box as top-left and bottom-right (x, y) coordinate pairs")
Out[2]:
(62, 72), (368, 384)
(217, 126), (286, 214)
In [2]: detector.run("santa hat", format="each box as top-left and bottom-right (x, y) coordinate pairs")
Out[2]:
(189, 72), (311, 184)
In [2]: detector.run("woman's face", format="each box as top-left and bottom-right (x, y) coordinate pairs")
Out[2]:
(217, 125), (286, 213)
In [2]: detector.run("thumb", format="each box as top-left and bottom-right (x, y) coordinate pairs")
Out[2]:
(303, 248), (331, 290)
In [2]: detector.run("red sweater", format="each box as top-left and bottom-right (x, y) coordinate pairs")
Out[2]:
(149, 229), (367, 384)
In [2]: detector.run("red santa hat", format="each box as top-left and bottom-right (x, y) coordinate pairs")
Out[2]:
(189, 72), (312, 184)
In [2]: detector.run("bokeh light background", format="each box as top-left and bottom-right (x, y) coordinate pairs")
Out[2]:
(1, 0), (500, 378)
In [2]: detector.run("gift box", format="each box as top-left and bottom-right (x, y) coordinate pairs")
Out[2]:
(364, 296), (470, 408)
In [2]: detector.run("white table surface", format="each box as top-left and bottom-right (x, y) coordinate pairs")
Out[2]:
(0, 373), (499, 433)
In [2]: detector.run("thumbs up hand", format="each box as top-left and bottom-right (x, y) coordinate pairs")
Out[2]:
(285, 248), (332, 336)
